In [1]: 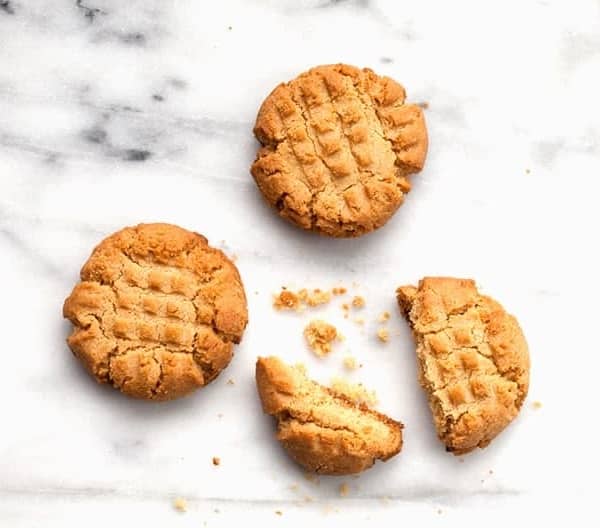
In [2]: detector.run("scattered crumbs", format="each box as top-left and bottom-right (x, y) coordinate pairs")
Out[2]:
(273, 288), (301, 311)
(343, 356), (358, 370)
(304, 320), (338, 357)
(339, 483), (349, 497)
(332, 286), (347, 295)
(354, 317), (365, 325)
(275, 510), (282, 516)
(212, 456), (220, 466)
(289, 484), (299, 492)
(532, 400), (542, 409)
(377, 327), (390, 343)
(273, 287), (332, 311)
(331, 377), (378, 407)
(352, 295), (365, 308)
(304, 495), (314, 502)
(418, 101), (430, 109)
(337, 333), (346, 342)
(304, 472), (320, 485)
(525, 168), (531, 174)
(378, 311), (391, 322)
(226, 378), (235, 386)
(303, 288), (332, 307)
(173, 497), (187, 512)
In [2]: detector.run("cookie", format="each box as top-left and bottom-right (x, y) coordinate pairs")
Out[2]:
(63, 223), (248, 401)
(396, 277), (529, 454)
(255, 356), (403, 475)
(251, 63), (428, 237)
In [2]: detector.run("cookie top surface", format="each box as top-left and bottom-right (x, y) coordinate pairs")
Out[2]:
(63, 223), (248, 401)
(256, 356), (403, 475)
(251, 63), (428, 237)
(397, 277), (529, 454)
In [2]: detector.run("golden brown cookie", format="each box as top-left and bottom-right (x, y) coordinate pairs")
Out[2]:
(251, 63), (428, 237)
(396, 277), (529, 454)
(255, 356), (403, 475)
(63, 223), (248, 401)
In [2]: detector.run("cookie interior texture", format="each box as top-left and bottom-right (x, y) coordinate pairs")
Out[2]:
(63, 223), (248, 401)
(397, 277), (529, 455)
(255, 356), (403, 475)
(251, 63), (428, 238)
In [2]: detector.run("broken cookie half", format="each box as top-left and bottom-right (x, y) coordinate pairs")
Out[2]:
(397, 277), (530, 455)
(255, 356), (403, 475)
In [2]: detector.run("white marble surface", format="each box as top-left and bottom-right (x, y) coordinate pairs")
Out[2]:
(1, 0), (599, 525)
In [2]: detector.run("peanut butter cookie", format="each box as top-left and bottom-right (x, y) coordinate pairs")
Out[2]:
(397, 277), (529, 454)
(251, 63), (428, 237)
(63, 223), (248, 401)
(255, 356), (403, 475)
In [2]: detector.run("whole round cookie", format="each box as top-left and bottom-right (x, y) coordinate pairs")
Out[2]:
(63, 223), (248, 401)
(251, 63), (428, 237)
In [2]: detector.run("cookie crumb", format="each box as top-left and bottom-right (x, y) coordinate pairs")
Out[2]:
(377, 328), (390, 343)
(289, 484), (299, 491)
(212, 456), (220, 466)
(332, 287), (347, 295)
(418, 101), (430, 109)
(354, 317), (365, 325)
(226, 378), (235, 385)
(378, 311), (390, 322)
(331, 377), (378, 407)
(339, 483), (349, 497)
(304, 320), (338, 357)
(352, 296), (365, 308)
(532, 400), (542, 409)
(273, 289), (301, 311)
(275, 510), (283, 516)
(304, 288), (331, 307)
(343, 356), (358, 370)
(304, 473), (320, 485)
(173, 497), (187, 512)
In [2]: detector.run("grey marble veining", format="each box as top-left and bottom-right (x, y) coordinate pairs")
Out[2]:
(1, 1), (599, 526)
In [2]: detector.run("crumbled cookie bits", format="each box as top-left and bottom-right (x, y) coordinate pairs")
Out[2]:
(378, 311), (390, 322)
(339, 483), (350, 497)
(304, 320), (338, 357)
(173, 497), (187, 512)
(377, 328), (390, 343)
(212, 456), (221, 466)
(352, 296), (365, 308)
(273, 289), (301, 311)
(343, 356), (358, 370)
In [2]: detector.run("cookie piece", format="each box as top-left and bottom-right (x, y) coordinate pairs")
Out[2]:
(396, 277), (529, 454)
(251, 63), (428, 237)
(255, 356), (403, 475)
(63, 223), (248, 401)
